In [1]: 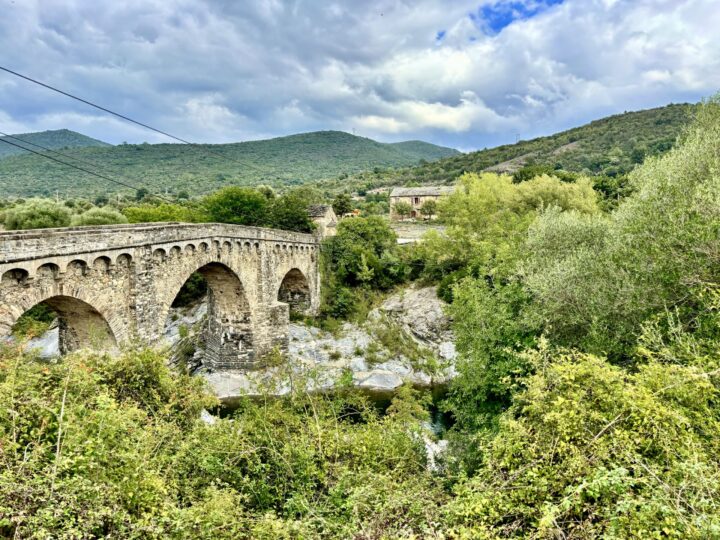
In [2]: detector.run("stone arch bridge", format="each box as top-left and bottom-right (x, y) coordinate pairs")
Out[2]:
(0, 223), (320, 370)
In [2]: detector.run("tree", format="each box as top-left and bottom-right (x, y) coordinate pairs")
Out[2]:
(393, 201), (412, 220)
(267, 193), (315, 233)
(71, 207), (128, 226)
(324, 216), (406, 290)
(94, 195), (109, 206)
(332, 194), (353, 216)
(3, 199), (71, 230)
(203, 187), (268, 226)
(135, 188), (149, 201)
(419, 199), (437, 219)
(256, 185), (276, 199)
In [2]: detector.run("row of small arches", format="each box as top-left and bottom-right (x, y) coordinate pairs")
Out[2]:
(274, 243), (316, 252)
(1, 254), (133, 284)
(1, 241), (317, 283)
(151, 240), (315, 261)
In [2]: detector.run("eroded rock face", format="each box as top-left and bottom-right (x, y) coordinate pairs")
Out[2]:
(372, 285), (457, 361)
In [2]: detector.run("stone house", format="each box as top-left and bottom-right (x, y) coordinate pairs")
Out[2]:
(307, 204), (338, 237)
(389, 186), (455, 220)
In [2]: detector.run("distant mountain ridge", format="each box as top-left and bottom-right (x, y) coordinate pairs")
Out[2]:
(0, 129), (459, 198)
(0, 129), (110, 159)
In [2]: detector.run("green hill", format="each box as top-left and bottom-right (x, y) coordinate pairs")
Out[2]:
(388, 140), (463, 161)
(345, 103), (696, 190)
(0, 129), (110, 159)
(0, 130), (458, 198)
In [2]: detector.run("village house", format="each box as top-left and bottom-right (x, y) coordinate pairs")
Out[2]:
(389, 186), (455, 220)
(307, 204), (338, 237)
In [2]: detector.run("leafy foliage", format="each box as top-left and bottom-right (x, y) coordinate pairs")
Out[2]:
(331, 193), (353, 216)
(0, 347), (444, 538)
(446, 349), (720, 538)
(71, 207), (128, 226)
(3, 199), (71, 230)
(320, 217), (410, 318)
(523, 97), (720, 358)
(203, 187), (269, 226)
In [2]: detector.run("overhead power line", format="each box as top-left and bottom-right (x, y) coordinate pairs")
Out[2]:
(0, 65), (264, 172)
(0, 130), (176, 198)
(0, 136), (170, 200)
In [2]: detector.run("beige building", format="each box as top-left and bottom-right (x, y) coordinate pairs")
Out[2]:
(307, 204), (338, 237)
(389, 186), (455, 220)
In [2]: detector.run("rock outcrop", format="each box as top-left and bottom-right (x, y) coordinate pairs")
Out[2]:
(206, 284), (458, 401)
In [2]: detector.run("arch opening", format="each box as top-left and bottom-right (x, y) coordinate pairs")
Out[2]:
(165, 263), (253, 370)
(278, 268), (311, 316)
(11, 296), (117, 356)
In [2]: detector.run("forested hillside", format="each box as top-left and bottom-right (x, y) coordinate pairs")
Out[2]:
(342, 103), (695, 191)
(0, 130), (458, 198)
(0, 129), (110, 159)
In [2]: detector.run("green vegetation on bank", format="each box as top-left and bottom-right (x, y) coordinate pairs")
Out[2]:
(0, 348), (442, 538)
(0, 130), (458, 198)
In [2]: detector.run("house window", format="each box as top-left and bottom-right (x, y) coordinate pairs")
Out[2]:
(413, 197), (420, 205)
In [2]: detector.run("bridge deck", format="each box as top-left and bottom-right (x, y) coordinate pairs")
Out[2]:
(0, 222), (317, 264)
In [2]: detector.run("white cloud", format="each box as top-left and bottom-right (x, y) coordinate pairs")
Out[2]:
(0, 0), (717, 150)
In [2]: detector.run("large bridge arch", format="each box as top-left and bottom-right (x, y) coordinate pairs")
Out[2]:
(3, 292), (118, 354)
(160, 261), (255, 370)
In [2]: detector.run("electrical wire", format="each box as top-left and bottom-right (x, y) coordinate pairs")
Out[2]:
(0, 136), (171, 200)
(0, 130), (169, 195)
(0, 65), (265, 172)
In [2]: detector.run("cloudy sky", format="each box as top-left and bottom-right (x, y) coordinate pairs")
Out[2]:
(0, 0), (718, 151)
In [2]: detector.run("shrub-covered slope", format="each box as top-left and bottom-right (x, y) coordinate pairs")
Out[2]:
(0, 130), (458, 198)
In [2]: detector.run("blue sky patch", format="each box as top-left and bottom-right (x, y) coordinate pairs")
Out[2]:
(471, 0), (564, 34)
(436, 29), (446, 42)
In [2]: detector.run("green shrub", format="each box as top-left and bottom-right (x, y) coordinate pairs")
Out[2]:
(3, 199), (71, 230)
(446, 349), (720, 538)
(0, 347), (444, 538)
(71, 207), (128, 226)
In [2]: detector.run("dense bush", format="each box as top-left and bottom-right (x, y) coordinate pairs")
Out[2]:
(320, 216), (410, 318)
(416, 172), (598, 282)
(3, 199), (71, 230)
(203, 187), (269, 226)
(523, 97), (720, 358)
(71, 207), (128, 226)
(446, 349), (720, 538)
(0, 347), (444, 538)
(122, 202), (206, 223)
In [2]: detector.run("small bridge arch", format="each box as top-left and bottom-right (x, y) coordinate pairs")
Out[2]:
(277, 268), (312, 316)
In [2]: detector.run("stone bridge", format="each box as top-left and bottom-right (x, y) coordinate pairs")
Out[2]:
(0, 222), (320, 370)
